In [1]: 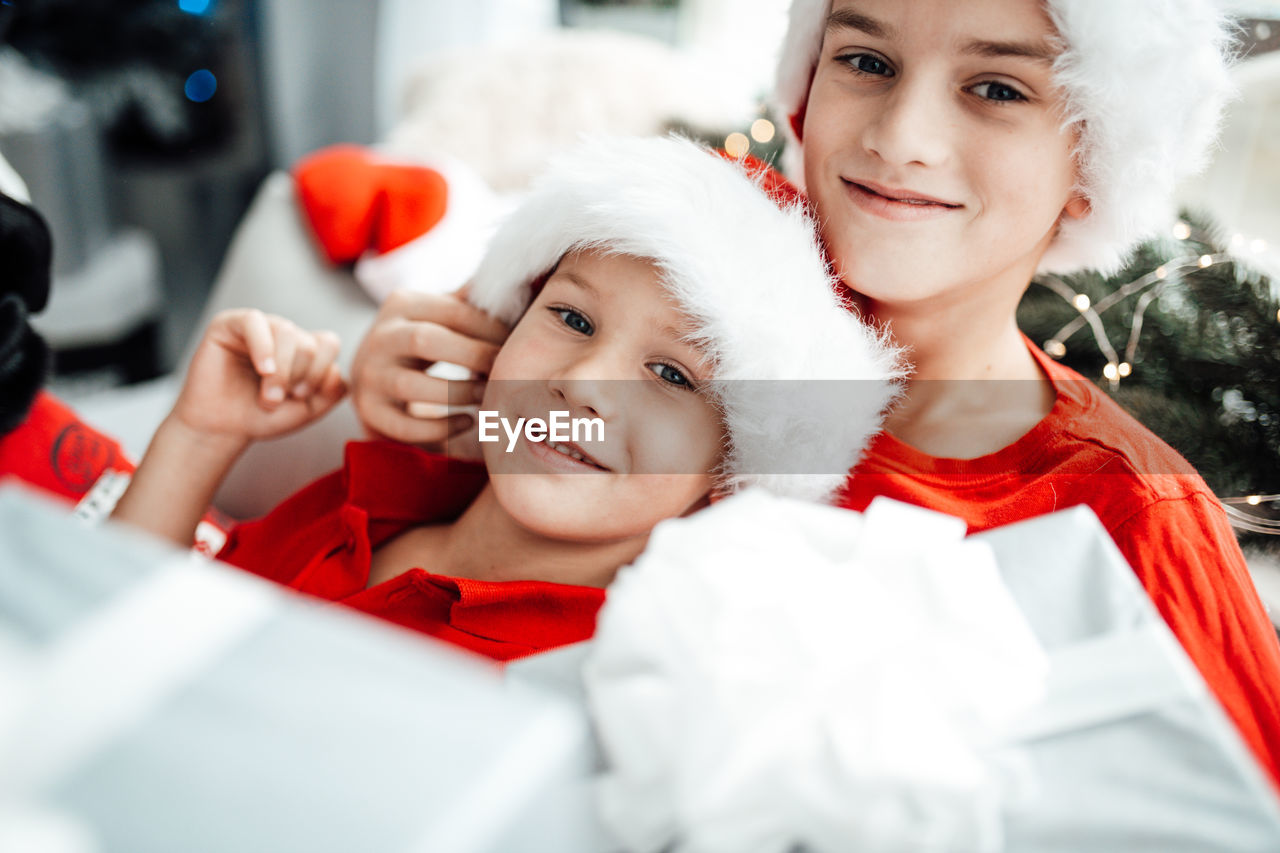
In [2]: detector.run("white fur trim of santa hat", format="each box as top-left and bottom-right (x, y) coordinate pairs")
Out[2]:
(468, 135), (903, 504)
(772, 0), (1237, 276)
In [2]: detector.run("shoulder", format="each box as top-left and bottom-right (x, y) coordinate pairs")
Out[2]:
(1033, 353), (1212, 510)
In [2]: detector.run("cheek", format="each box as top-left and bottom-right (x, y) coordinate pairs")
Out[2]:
(800, 84), (843, 178)
(626, 398), (723, 475)
(974, 124), (1078, 220)
(487, 336), (533, 383)
(488, 314), (564, 383)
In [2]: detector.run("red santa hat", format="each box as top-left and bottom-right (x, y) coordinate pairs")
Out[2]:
(773, 0), (1236, 276)
(467, 135), (903, 504)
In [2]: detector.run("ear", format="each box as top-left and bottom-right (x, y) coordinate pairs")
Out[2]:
(1062, 193), (1091, 221)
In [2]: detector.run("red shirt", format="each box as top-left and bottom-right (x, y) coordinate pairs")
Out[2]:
(840, 340), (1280, 788)
(216, 441), (606, 662)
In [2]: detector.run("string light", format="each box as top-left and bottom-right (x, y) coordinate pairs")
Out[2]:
(749, 119), (775, 143)
(1038, 234), (1274, 391)
(1220, 494), (1280, 536)
(1036, 248), (1247, 386)
(723, 132), (750, 158)
(1221, 508), (1280, 533)
(1173, 221), (1192, 240)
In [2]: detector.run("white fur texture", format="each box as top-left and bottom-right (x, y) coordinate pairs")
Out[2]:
(468, 135), (903, 504)
(771, 0), (1237, 275)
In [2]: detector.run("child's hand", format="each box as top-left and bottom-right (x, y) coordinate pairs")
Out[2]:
(349, 288), (507, 447)
(173, 309), (346, 443)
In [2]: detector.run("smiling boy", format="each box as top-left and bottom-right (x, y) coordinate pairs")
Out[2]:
(112, 136), (900, 661)
(775, 0), (1280, 785)
(348, 0), (1280, 784)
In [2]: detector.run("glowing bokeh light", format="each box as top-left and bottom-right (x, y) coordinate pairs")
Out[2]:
(184, 69), (217, 103)
(723, 132), (750, 158)
(749, 119), (775, 143)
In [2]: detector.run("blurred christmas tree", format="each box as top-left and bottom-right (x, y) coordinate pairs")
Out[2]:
(5, 0), (234, 156)
(1018, 210), (1280, 546)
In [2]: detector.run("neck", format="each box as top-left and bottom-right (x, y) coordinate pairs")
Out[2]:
(865, 282), (1038, 383)
(860, 272), (1055, 457)
(433, 485), (648, 588)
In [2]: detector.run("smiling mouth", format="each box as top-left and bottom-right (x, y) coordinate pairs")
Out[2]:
(845, 179), (962, 209)
(543, 439), (610, 471)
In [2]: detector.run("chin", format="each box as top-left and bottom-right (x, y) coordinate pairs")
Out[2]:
(835, 254), (941, 304)
(491, 476), (642, 543)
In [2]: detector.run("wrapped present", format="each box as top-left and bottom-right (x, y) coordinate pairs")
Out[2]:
(510, 492), (1280, 852)
(0, 486), (597, 853)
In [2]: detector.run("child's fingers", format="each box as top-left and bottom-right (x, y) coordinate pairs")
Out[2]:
(307, 364), (348, 416)
(238, 309), (279, 377)
(283, 328), (317, 398)
(261, 318), (298, 407)
(295, 330), (341, 399)
(318, 363), (347, 400)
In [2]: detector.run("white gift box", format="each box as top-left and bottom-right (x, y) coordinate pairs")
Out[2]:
(4, 480), (1277, 853)
(510, 495), (1280, 853)
(0, 487), (597, 853)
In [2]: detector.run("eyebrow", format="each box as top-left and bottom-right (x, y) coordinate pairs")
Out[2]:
(960, 38), (1058, 64)
(661, 325), (701, 348)
(825, 8), (894, 40)
(552, 269), (599, 296)
(825, 7), (1058, 65)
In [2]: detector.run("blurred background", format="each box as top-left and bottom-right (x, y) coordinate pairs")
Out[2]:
(0, 0), (791, 390)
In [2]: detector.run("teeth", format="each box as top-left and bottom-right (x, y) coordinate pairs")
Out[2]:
(550, 442), (587, 463)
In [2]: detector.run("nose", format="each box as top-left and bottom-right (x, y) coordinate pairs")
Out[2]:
(860, 72), (952, 168)
(547, 344), (621, 421)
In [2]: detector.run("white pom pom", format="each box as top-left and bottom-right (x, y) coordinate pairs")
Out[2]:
(584, 491), (1049, 853)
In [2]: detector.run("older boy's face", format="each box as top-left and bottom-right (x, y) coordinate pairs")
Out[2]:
(801, 0), (1087, 309)
(480, 250), (721, 544)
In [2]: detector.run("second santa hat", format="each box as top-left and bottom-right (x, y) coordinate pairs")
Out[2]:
(467, 135), (903, 503)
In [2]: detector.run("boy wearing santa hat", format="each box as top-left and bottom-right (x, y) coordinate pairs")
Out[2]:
(112, 135), (900, 662)
(347, 0), (1280, 784)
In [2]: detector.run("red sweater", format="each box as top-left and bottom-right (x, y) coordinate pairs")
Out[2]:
(840, 340), (1280, 788)
(216, 441), (605, 663)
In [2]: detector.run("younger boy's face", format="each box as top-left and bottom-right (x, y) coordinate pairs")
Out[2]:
(480, 249), (722, 544)
(801, 0), (1088, 310)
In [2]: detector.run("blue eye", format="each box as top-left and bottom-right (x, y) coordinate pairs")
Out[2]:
(648, 362), (692, 389)
(552, 306), (593, 335)
(971, 81), (1026, 103)
(839, 52), (894, 77)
